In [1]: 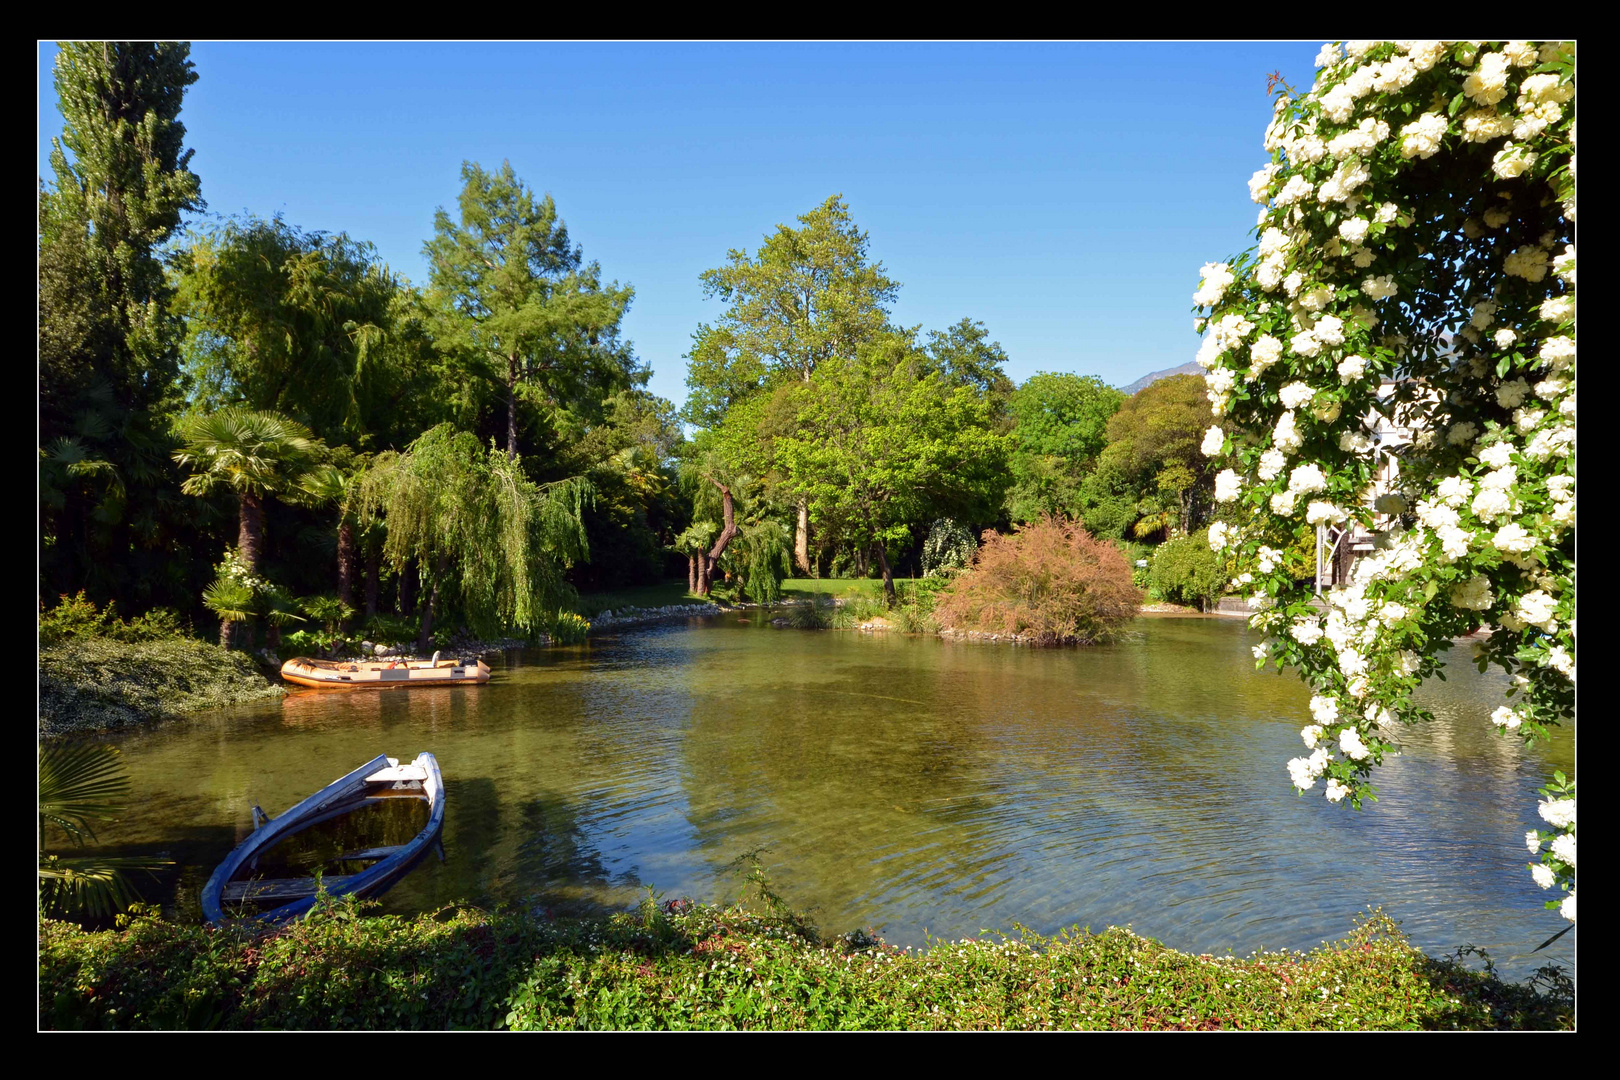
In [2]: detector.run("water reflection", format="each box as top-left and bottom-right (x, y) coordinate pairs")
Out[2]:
(87, 613), (1572, 979)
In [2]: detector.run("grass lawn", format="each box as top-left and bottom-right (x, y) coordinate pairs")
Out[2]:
(781, 577), (918, 600)
(575, 578), (922, 616)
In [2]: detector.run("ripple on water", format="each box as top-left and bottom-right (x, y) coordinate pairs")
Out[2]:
(86, 613), (1572, 978)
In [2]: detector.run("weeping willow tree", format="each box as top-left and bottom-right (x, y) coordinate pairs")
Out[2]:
(358, 425), (592, 650)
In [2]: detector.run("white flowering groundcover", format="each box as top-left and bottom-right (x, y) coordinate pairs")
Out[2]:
(1195, 42), (1574, 923)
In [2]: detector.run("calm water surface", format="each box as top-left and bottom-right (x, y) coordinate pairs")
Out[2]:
(92, 613), (1574, 979)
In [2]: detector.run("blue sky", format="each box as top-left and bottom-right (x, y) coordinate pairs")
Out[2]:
(38, 41), (1323, 409)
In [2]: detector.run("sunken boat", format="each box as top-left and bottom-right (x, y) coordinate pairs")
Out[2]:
(201, 753), (445, 925)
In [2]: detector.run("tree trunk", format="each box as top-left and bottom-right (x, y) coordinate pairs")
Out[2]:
(219, 618), (235, 651)
(364, 541), (380, 620)
(696, 554), (709, 596)
(506, 352), (520, 457)
(399, 558), (416, 616)
(699, 480), (740, 596)
(874, 542), (896, 607)
(416, 556), (448, 654)
(688, 553), (697, 594)
(337, 518), (357, 625)
(238, 489), (265, 573)
(794, 499), (811, 575)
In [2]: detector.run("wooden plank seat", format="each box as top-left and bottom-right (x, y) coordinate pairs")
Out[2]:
(364, 765), (430, 783)
(222, 875), (363, 902)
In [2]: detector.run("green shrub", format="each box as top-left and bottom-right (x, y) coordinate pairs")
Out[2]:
(785, 603), (833, 630)
(1149, 529), (1226, 611)
(39, 593), (190, 648)
(39, 637), (285, 737)
(935, 517), (1141, 644)
(920, 518), (977, 577)
(37, 901), (1570, 1031)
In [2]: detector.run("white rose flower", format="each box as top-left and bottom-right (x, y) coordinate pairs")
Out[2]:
(1271, 490), (1299, 515)
(1310, 695), (1339, 724)
(1399, 112), (1448, 158)
(1324, 779), (1350, 803)
(1526, 830), (1541, 855)
(1290, 618), (1323, 645)
(1560, 892), (1575, 923)
(1529, 799), (1568, 835)
(1530, 863), (1556, 889)
(1257, 448), (1286, 480)
(1360, 275), (1398, 300)
(1305, 501), (1346, 525)
(1201, 426), (1225, 457)
(1214, 469), (1243, 503)
(1338, 726), (1370, 761)
(1551, 832), (1575, 868)
(1336, 355), (1367, 384)
(1503, 246), (1550, 282)
(1495, 378), (1530, 408)
(1206, 520), (1228, 552)
(1273, 412), (1304, 454)
(1478, 442), (1513, 469)
(1278, 382), (1315, 410)
(1287, 463), (1327, 494)
(1450, 576), (1494, 611)
(1539, 296), (1574, 324)
(1249, 163), (1280, 204)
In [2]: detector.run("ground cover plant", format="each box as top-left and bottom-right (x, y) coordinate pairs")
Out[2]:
(38, 895), (1570, 1031)
(935, 516), (1141, 644)
(38, 594), (284, 737)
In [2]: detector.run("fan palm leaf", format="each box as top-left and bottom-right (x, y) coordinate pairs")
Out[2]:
(202, 577), (256, 622)
(172, 408), (320, 498)
(39, 742), (129, 846)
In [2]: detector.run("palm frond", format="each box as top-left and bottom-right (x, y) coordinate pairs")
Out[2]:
(39, 854), (170, 920)
(202, 577), (256, 622)
(39, 742), (129, 845)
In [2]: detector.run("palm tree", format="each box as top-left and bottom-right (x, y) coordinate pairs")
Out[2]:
(173, 409), (322, 647)
(299, 458), (366, 626)
(39, 743), (168, 919)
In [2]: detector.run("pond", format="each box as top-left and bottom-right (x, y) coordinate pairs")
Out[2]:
(88, 612), (1574, 980)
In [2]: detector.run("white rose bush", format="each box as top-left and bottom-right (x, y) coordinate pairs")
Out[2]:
(1194, 42), (1574, 922)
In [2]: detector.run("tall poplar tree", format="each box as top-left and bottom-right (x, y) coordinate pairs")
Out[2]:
(424, 161), (636, 459)
(38, 42), (205, 608)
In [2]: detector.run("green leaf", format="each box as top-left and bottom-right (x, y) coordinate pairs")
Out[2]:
(1496, 355), (1511, 378)
(1448, 92), (1466, 117)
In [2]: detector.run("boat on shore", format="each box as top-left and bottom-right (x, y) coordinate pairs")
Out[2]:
(201, 753), (445, 925)
(280, 653), (490, 689)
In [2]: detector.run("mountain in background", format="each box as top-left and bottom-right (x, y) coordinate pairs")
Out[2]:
(1120, 361), (1202, 395)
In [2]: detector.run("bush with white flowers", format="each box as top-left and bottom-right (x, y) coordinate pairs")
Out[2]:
(1195, 41), (1574, 921)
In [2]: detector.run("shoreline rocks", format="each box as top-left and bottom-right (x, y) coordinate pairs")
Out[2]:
(591, 602), (724, 631)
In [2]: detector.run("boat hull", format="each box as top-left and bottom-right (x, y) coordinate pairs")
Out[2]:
(281, 657), (490, 690)
(201, 753), (446, 925)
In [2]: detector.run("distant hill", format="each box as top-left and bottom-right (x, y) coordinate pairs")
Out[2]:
(1120, 362), (1202, 395)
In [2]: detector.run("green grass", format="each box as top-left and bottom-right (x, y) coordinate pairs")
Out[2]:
(572, 581), (708, 617)
(38, 897), (1571, 1031)
(781, 577), (919, 600)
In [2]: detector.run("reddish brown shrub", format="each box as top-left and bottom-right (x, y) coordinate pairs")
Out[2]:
(934, 516), (1141, 644)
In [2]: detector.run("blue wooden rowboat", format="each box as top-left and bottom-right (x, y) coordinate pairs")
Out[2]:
(201, 753), (445, 925)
